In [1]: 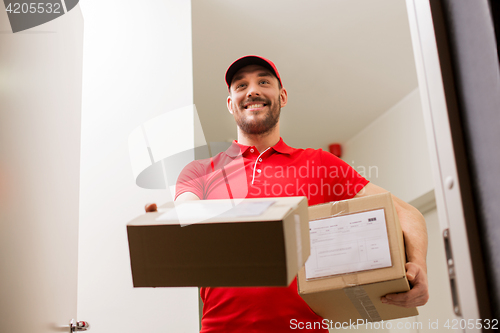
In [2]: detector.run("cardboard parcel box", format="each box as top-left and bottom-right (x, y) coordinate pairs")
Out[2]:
(127, 196), (310, 288)
(298, 192), (418, 323)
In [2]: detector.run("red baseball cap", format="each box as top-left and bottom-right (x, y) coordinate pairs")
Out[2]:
(225, 55), (283, 89)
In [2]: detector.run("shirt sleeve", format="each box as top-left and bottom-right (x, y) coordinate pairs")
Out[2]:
(175, 160), (208, 200)
(320, 150), (369, 202)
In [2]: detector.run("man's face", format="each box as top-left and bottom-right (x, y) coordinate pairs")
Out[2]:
(227, 64), (287, 135)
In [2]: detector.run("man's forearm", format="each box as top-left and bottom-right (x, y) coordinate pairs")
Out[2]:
(392, 195), (428, 271)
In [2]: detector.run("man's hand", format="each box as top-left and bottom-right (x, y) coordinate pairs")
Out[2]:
(145, 203), (157, 212)
(381, 262), (429, 308)
(144, 192), (200, 213)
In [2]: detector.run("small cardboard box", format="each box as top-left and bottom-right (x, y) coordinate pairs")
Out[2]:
(298, 192), (418, 323)
(127, 196), (310, 287)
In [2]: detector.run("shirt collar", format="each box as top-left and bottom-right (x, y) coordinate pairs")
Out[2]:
(225, 140), (250, 157)
(271, 137), (296, 155)
(224, 137), (296, 157)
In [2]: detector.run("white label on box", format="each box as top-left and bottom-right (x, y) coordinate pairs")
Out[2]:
(305, 208), (392, 280)
(156, 200), (275, 222)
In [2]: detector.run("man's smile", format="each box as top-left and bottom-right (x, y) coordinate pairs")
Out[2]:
(242, 98), (269, 111)
(245, 103), (266, 111)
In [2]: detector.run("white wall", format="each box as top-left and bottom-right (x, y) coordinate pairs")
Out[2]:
(78, 1), (198, 332)
(0, 6), (82, 332)
(342, 88), (433, 203)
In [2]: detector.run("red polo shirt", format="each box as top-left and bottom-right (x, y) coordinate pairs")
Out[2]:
(176, 138), (369, 333)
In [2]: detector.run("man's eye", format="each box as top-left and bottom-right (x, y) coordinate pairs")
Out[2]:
(236, 83), (246, 89)
(260, 80), (269, 84)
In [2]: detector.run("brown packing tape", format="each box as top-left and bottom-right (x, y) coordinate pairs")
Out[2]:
(308, 203), (333, 221)
(341, 273), (359, 287)
(329, 200), (349, 217)
(343, 286), (382, 322)
(307, 200), (349, 228)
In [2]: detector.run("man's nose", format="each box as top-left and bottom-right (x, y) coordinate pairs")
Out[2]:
(246, 82), (261, 97)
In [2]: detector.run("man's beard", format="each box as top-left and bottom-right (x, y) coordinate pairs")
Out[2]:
(233, 97), (281, 136)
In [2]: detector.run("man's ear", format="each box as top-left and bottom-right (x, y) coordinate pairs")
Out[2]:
(280, 87), (288, 107)
(227, 95), (234, 114)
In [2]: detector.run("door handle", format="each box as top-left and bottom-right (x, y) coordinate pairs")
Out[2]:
(70, 319), (90, 332)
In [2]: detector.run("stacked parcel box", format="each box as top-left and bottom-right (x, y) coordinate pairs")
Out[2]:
(127, 192), (417, 324)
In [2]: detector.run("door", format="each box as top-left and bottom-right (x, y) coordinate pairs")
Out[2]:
(0, 3), (84, 333)
(407, 0), (499, 330)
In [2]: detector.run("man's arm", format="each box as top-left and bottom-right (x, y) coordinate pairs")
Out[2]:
(355, 183), (429, 308)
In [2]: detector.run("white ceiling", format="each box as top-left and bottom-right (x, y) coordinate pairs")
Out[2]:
(192, 0), (418, 150)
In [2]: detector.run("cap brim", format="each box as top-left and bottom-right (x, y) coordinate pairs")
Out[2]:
(225, 55), (282, 88)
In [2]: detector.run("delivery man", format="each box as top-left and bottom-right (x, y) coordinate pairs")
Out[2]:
(145, 55), (429, 332)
